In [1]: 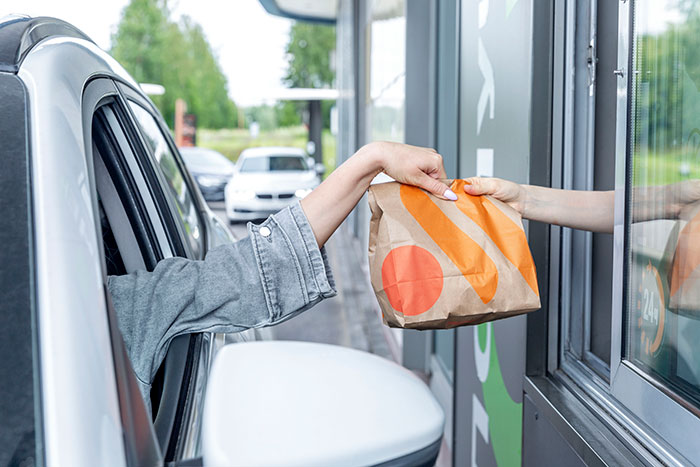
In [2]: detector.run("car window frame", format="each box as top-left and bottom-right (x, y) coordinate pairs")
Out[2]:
(81, 76), (163, 467)
(112, 80), (211, 462)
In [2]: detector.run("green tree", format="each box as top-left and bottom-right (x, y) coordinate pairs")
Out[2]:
(110, 0), (237, 129)
(280, 22), (336, 128)
(284, 22), (335, 88)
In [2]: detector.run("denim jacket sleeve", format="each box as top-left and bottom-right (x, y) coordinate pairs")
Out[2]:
(107, 201), (336, 395)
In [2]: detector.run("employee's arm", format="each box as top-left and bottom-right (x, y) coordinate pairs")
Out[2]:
(301, 141), (457, 247)
(464, 177), (700, 233)
(463, 177), (615, 233)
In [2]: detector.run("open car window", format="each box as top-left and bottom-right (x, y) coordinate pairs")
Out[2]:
(89, 91), (202, 463)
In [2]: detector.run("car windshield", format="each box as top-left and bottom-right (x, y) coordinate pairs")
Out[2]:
(239, 155), (308, 172)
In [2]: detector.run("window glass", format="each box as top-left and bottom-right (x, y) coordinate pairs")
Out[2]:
(434, 330), (454, 380)
(240, 156), (308, 172)
(626, 0), (700, 406)
(128, 102), (202, 258)
(0, 118), (38, 466)
(368, 0), (406, 143)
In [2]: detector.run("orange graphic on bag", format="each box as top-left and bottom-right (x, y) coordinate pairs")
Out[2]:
(368, 180), (540, 329)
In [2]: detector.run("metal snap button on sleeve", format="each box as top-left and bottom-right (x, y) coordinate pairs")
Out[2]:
(259, 226), (271, 238)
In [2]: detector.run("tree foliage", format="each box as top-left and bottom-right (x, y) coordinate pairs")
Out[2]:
(110, 0), (237, 128)
(284, 22), (336, 88)
(280, 22), (336, 129)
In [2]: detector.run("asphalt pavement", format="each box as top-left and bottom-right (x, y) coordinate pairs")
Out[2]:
(208, 202), (394, 360)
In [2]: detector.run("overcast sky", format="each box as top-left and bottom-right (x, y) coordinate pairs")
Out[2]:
(3, 0), (293, 106)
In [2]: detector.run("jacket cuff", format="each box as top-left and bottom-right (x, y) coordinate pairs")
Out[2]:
(248, 201), (336, 322)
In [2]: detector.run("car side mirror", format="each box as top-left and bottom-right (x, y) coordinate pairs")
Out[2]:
(202, 341), (444, 466)
(314, 162), (325, 176)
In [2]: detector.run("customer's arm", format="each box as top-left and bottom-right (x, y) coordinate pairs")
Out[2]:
(301, 141), (456, 247)
(109, 141), (453, 396)
(462, 177), (614, 233)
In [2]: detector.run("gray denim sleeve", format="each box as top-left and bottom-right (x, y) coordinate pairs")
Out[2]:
(107, 201), (336, 390)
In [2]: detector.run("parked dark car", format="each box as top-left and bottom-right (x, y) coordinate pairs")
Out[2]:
(180, 146), (235, 202)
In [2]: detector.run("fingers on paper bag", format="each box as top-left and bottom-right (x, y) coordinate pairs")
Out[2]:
(418, 172), (453, 200)
(463, 177), (496, 196)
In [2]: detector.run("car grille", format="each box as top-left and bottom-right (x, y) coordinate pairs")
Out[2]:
(256, 193), (295, 200)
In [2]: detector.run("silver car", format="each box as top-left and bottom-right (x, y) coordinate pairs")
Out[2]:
(0, 15), (443, 467)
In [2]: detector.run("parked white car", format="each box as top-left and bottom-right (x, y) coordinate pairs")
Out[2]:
(225, 147), (321, 222)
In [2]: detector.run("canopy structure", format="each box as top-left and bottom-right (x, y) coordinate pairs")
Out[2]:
(259, 0), (404, 22)
(263, 88), (339, 101)
(258, 0), (337, 24)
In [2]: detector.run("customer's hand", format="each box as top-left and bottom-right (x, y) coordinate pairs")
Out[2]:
(373, 142), (456, 200)
(463, 176), (527, 214)
(300, 141), (455, 248)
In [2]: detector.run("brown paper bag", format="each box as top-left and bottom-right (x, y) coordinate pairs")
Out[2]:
(368, 179), (540, 329)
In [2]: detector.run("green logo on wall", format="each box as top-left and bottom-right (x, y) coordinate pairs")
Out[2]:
(476, 322), (522, 467)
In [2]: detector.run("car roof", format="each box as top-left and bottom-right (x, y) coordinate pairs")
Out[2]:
(239, 147), (307, 159)
(0, 15), (92, 73)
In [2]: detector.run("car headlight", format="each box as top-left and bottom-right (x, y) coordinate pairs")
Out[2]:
(295, 188), (313, 199)
(230, 189), (256, 200)
(197, 175), (225, 187)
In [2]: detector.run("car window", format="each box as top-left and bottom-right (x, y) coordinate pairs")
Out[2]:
(128, 102), (203, 258)
(240, 155), (308, 172)
(0, 75), (39, 467)
(270, 156), (307, 171)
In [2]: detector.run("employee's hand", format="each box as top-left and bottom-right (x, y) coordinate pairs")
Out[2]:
(463, 176), (526, 214)
(300, 141), (453, 247)
(463, 176), (614, 233)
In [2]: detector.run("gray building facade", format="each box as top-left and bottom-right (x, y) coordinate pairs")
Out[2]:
(266, 0), (700, 465)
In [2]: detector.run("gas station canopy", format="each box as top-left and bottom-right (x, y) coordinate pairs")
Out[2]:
(264, 88), (339, 101)
(258, 0), (338, 24)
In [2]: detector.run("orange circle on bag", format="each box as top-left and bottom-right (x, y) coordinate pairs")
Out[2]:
(381, 245), (443, 316)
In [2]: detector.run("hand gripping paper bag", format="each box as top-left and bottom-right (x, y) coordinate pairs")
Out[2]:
(368, 179), (540, 329)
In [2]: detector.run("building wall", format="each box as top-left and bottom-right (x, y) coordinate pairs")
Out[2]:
(453, 1), (533, 465)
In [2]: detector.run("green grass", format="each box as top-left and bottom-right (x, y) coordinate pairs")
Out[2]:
(198, 125), (337, 177)
(632, 151), (700, 186)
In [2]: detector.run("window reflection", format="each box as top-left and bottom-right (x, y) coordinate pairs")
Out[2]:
(626, 0), (700, 405)
(368, 0), (406, 143)
(129, 102), (203, 258)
